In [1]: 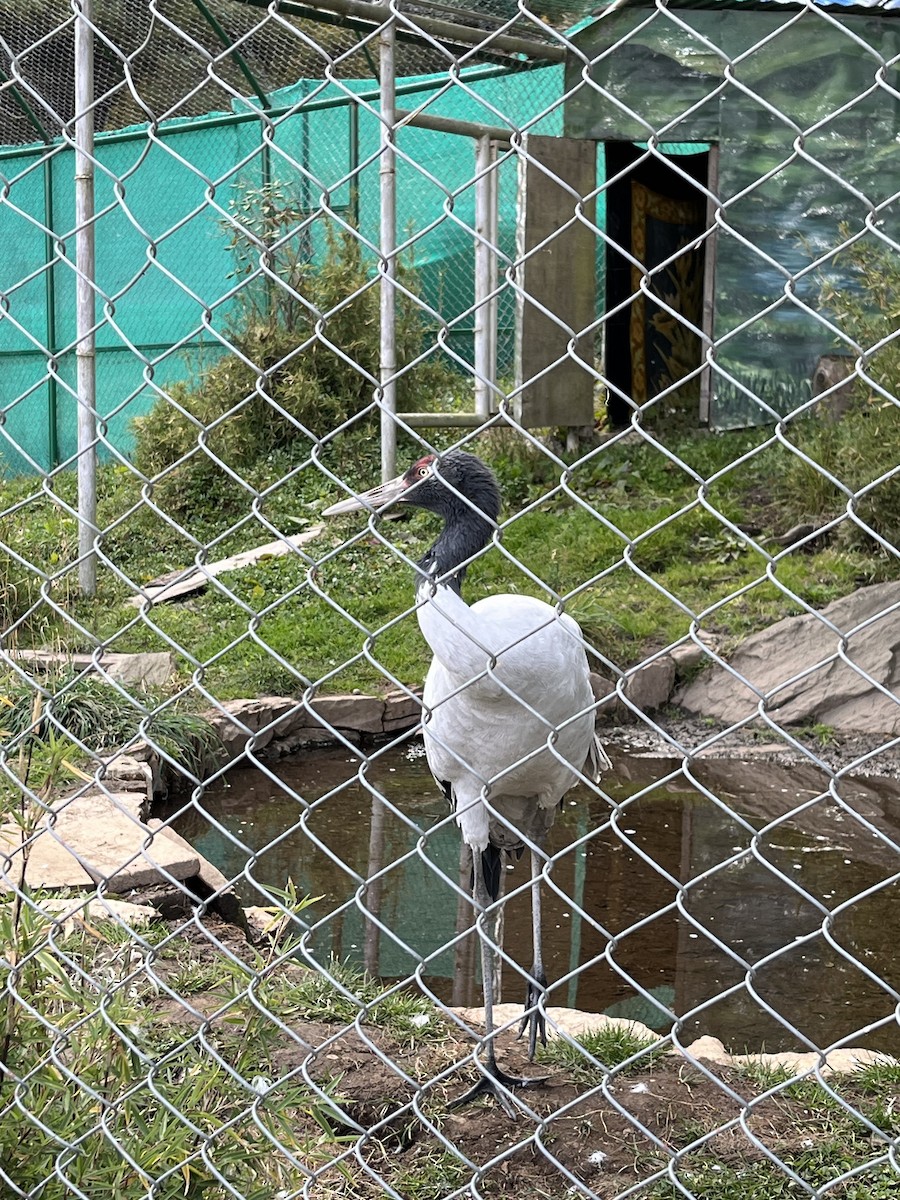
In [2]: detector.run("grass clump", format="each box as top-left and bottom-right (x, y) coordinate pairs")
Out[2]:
(262, 956), (450, 1045)
(853, 1058), (900, 1094)
(0, 668), (221, 775)
(649, 1061), (900, 1200)
(649, 1156), (900, 1199)
(389, 1148), (470, 1200)
(537, 1021), (665, 1079)
(0, 903), (350, 1200)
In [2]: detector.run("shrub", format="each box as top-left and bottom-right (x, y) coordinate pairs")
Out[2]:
(132, 198), (453, 519)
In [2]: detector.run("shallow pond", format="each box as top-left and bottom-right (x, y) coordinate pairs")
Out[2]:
(163, 741), (900, 1056)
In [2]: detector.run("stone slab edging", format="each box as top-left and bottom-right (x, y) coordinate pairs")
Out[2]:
(0, 690), (424, 902)
(0, 786), (201, 894)
(452, 1005), (895, 1077)
(199, 690), (424, 762)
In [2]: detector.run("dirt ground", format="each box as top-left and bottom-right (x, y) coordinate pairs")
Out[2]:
(141, 913), (897, 1200)
(280, 1026), (895, 1197)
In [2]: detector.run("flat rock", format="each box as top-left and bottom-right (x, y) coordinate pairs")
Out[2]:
(589, 670), (624, 718)
(678, 580), (900, 733)
(453, 1013), (896, 1077)
(682, 1034), (730, 1065)
(306, 694), (386, 736)
(98, 754), (155, 801)
(0, 822), (95, 890)
(624, 656), (676, 714)
(27, 897), (158, 936)
(730, 1047), (895, 1078)
(48, 788), (146, 824)
(103, 652), (174, 689)
(383, 688), (423, 732)
(203, 691), (425, 761)
(11, 649), (173, 690)
(0, 792), (201, 892)
(204, 697), (297, 760)
(453, 1004), (659, 1046)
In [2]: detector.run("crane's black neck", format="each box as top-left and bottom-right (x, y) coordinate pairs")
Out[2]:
(415, 503), (494, 596)
(402, 451), (501, 596)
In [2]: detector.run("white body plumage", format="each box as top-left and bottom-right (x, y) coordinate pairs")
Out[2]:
(418, 580), (609, 853)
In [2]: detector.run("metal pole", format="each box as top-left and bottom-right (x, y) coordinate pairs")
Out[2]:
(487, 141), (499, 412)
(379, 20), (397, 482)
(348, 101), (360, 229)
(363, 794), (385, 976)
(43, 157), (59, 471)
(0, 65), (525, 164)
(75, 0), (97, 596)
(474, 135), (496, 419)
(395, 107), (511, 143)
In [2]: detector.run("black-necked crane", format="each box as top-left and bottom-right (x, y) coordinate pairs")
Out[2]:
(324, 449), (611, 1115)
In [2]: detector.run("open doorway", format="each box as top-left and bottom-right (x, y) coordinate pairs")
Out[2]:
(604, 143), (714, 428)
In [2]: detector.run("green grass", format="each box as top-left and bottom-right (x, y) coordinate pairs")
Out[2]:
(0, 902), (350, 1199)
(259, 956), (451, 1046)
(648, 1157), (900, 1199)
(854, 1058), (900, 1094)
(536, 1021), (666, 1079)
(0, 893), (449, 1198)
(4, 890), (900, 1200)
(388, 1149), (470, 1200)
(648, 1063), (900, 1200)
(0, 416), (895, 707)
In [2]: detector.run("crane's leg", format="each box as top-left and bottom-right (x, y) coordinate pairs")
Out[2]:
(450, 844), (546, 1118)
(517, 846), (548, 1060)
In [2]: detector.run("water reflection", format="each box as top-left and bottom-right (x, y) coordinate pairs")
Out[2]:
(161, 744), (900, 1055)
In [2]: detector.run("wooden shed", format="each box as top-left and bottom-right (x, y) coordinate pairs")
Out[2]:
(564, 0), (900, 427)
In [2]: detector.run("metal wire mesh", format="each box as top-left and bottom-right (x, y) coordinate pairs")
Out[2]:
(1, 0), (900, 1196)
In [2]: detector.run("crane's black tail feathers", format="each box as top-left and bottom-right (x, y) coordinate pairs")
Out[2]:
(478, 844), (502, 903)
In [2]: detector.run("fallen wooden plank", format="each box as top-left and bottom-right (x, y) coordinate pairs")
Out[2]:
(128, 525), (324, 608)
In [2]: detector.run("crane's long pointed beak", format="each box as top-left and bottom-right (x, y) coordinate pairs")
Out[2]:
(322, 472), (410, 517)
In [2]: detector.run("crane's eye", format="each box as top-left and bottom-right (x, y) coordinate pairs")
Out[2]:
(417, 465), (429, 478)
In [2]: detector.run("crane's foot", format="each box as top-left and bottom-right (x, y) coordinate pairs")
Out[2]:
(516, 971), (548, 1061)
(450, 1059), (549, 1120)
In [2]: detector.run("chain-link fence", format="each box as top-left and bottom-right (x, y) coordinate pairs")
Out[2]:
(2, 0), (900, 1196)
